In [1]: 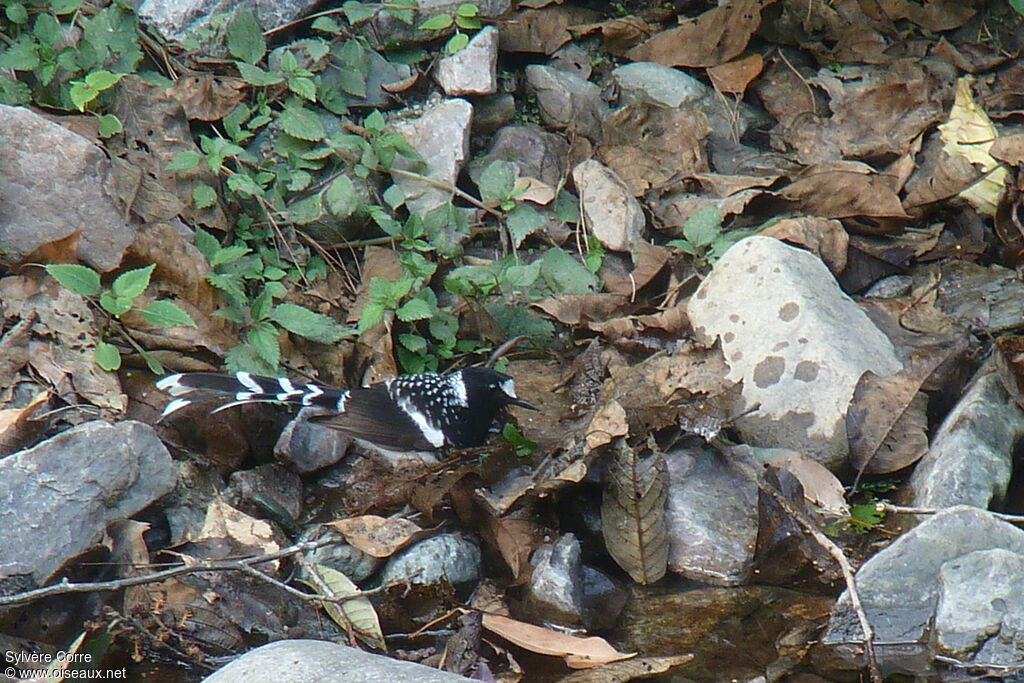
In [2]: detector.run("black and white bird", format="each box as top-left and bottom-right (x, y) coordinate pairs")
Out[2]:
(156, 367), (537, 452)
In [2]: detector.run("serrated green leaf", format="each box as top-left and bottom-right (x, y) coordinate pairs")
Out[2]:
(270, 302), (354, 343)
(682, 204), (722, 248)
(69, 81), (97, 111)
(247, 324), (281, 367)
(236, 61), (285, 86)
(141, 300), (196, 328)
(540, 247), (599, 294)
(337, 66), (367, 97)
(325, 175), (358, 217)
(478, 160), (516, 202)
(667, 238), (697, 255)
(358, 301), (385, 333)
(289, 76), (317, 101)
(398, 333), (427, 352)
(0, 37), (40, 71)
(250, 288), (273, 321)
(428, 310), (458, 344)
(385, 0), (416, 24)
(192, 183), (217, 209)
(486, 302), (555, 344)
(289, 193), (324, 225)
(97, 114), (122, 137)
(194, 228), (220, 262)
(419, 13), (454, 30)
(51, 0), (81, 15)
(46, 264), (100, 296)
(396, 298), (432, 322)
(99, 291), (133, 317)
(94, 341), (121, 371)
(502, 262), (541, 291)
(112, 264), (154, 298)
(226, 172), (264, 197)
(211, 244), (251, 268)
(227, 8), (265, 64)
(446, 32), (469, 54)
(363, 109), (386, 135)
(506, 203), (544, 249)
(311, 16), (343, 34)
(1012, 0), (1024, 15)
(382, 184), (405, 209)
(342, 0), (376, 24)
(166, 150), (201, 172)
(279, 105), (325, 141)
(225, 343), (277, 375)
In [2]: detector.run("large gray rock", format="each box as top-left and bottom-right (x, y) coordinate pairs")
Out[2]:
(524, 65), (606, 140)
(909, 362), (1024, 509)
(202, 639), (468, 682)
(137, 0), (320, 47)
(0, 421), (175, 586)
(0, 105), (133, 272)
(390, 99), (473, 218)
(664, 445), (758, 585)
(435, 26), (498, 96)
(688, 236), (902, 469)
(824, 506), (1024, 668)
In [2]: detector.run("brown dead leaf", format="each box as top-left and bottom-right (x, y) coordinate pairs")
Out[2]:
(598, 104), (709, 196)
(601, 242), (670, 297)
(515, 176), (557, 206)
(328, 515), (422, 558)
(109, 76), (229, 230)
(602, 438), (669, 585)
(877, 0), (976, 32)
(569, 16), (657, 56)
(557, 654), (694, 682)
(991, 134), (1024, 166)
(0, 390), (47, 456)
(761, 217), (848, 275)
(765, 450), (848, 516)
(585, 399), (628, 453)
(128, 222), (222, 317)
(481, 613), (635, 668)
(481, 510), (544, 581)
(847, 353), (941, 475)
(707, 53), (763, 95)
(533, 294), (629, 327)
(500, 6), (601, 55)
(168, 75), (247, 122)
(626, 0), (778, 68)
(903, 135), (981, 212)
(411, 465), (478, 520)
(197, 499), (281, 560)
(781, 160), (909, 222)
(690, 172), (779, 198)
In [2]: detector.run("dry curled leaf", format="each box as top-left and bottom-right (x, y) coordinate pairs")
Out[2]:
(304, 564), (386, 651)
(328, 515), (422, 558)
(557, 654), (694, 682)
(601, 438), (669, 585)
(482, 612), (635, 668)
(585, 399), (628, 453)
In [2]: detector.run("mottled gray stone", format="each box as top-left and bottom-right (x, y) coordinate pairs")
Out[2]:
(275, 408), (351, 473)
(521, 534), (584, 626)
(611, 62), (768, 140)
(202, 639), (469, 682)
(909, 362), (1024, 509)
(664, 445), (758, 585)
(524, 65), (606, 140)
(469, 124), (568, 187)
(137, 0), (320, 47)
(380, 533), (480, 587)
(935, 549), (1024, 668)
(688, 236), (902, 469)
(390, 99), (473, 217)
(0, 421), (175, 585)
(0, 105), (133, 272)
(435, 25), (498, 96)
(824, 506), (1024, 669)
(471, 94), (516, 135)
(571, 159), (645, 252)
(225, 463), (303, 522)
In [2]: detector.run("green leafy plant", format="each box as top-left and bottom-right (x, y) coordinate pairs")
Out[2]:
(0, 1), (141, 134)
(501, 423), (536, 457)
(667, 205), (759, 270)
(476, 160), (546, 250)
(45, 263), (196, 372)
(194, 228), (354, 374)
(418, 2), (481, 54)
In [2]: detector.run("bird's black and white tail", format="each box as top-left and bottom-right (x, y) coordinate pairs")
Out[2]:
(156, 371), (348, 418)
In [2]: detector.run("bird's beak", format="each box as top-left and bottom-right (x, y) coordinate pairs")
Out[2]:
(507, 397), (538, 411)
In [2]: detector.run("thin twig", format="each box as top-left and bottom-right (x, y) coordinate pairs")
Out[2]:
(881, 503), (1024, 525)
(727, 451), (883, 683)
